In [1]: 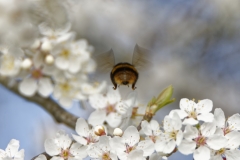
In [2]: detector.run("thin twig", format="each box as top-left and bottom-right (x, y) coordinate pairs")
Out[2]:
(31, 152), (51, 160)
(0, 77), (78, 129)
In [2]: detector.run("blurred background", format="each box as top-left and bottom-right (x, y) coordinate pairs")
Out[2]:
(1, 0), (240, 159)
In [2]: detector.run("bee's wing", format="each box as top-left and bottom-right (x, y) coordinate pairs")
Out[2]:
(132, 44), (152, 71)
(93, 49), (115, 72)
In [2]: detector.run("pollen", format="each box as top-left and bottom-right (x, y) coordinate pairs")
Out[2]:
(106, 104), (116, 114)
(60, 149), (70, 159)
(102, 152), (111, 160)
(195, 136), (206, 146)
(223, 127), (231, 135)
(125, 145), (135, 153)
(2, 55), (15, 70)
(60, 83), (71, 92)
(188, 111), (197, 119)
(216, 148), (226, 155)
(31, 69), (42, 79)
(61, 49), (70, 58)
(169, 131), (177, 140)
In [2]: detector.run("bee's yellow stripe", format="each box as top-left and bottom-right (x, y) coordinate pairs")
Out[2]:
(111, 63), (138, 74)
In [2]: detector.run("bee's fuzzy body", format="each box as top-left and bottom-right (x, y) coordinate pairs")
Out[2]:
(110, 62), (138, 90)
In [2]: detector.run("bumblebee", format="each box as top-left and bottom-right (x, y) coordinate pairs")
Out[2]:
(111, 62), (138, 90)
(96, 44), (151, 90)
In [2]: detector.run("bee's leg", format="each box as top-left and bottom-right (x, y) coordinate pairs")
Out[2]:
(112, 82), (117, 90)
(132, 83), (137, 90)
(128, 85), (129, 87)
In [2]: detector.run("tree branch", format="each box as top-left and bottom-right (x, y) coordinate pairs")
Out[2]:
(0, 77), (78, 129)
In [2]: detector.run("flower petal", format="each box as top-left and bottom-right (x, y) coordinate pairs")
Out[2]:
(197, 113), (214, 122)
(127, 150), (144, 160)
(228, 113), (240, 131)
(55, 131), (72, 150)
(184, 125), (199, 141)
(88, 110), (106, 126)
(141, 120), (152, 136)
(34, 154), (47, 160)
(50, 157), (64, 160)
(68, 56), (81, 73)
(55, 56), (69, 70)
(72, 134), (87, 146)
(89, 94), (108, 109)
(225, 131), (240, 149)
(193, 146), (210, 160)
(75, 118), (90, 137)
(207, 135), (227, 150)
(14, 149), (24, 160)
(137, 140), (155, 156)
(178, 140), (196, 155)
(180, 98), (196, 113)
(176, 130), (183, 145)
(106, 112), (122, 128)
(214, 108), (225, 128)
(200, 122), (216, 137)
(106, 87), (121, 104)
(149, 153), (162, 160)
(19, 78), (37, 96)
(5, 139), (20, 158)
(122, 126), (140, 146)
(109, 137), (125, 154)
(182, 118), (198, 125)
(225, 149), (240, 160)
(38, 77), (53, 97)
(44, 139), (61, 156)
(169, 109), (188, 119)
(70, 143), (87, 158)
(150, 120), (160, 133)
(196, 99), (213, 114)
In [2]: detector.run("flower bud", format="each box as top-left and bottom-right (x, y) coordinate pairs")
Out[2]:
(21, 58), (32, 69)
(41, 41), (52, 52)
(113, 128), (123, 136)
(45, 55), (54, 64)
(147, 85), (175, 114)
(94, 125), (106, 136)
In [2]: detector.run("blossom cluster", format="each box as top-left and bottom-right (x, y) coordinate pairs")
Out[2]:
(0, 0), (109, 108)
(2, 98), (239, 160)
(0, 22), (106, 108)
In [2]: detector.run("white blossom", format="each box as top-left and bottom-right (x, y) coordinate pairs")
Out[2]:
(38, 22), (75, 47)
(51, 39), (92, 74)
(44, 131), (87, 160)
(210, 132), (240, 160)
(88, 87), (135, 128)
(0, 139), (24, 160)
(141, 120), (161, 143)
(178, 122), (227, 160)
(171, 98), (214, 125)
(155, 112), (183, 154)
(0, 48), (21, 77)
(72, 118), (99, 147)
(214, 108), (240, 134)
(110, 126), (154, 160)
(88, 136), (117, 160)
(19, 76), (53, 97)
